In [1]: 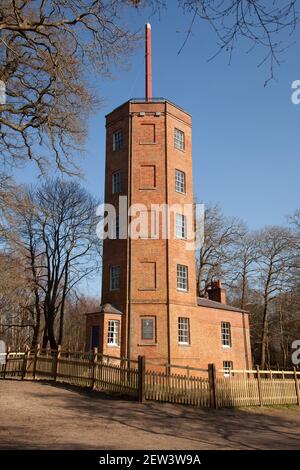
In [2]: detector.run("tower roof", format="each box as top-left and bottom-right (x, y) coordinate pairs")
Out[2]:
(105, 98), (192, 119)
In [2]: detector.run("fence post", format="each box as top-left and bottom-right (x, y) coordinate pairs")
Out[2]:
(3, 345), (10, 379)
(21, 346), (30, 380)
(53, 345), (61, 382)
(138, 355), (146, 403)
(293, 367), (300, 406)
(208, 363), (217, 409)
(32, 344), (40, 380)
(91, 347), (98, 389)
(256, 365), (263, 406)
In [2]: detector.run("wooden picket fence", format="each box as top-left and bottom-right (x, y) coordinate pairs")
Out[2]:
(0, 349), (139, 398)
(145, 369), (210, 407)
(216, 368), (300, 407)
(1, 348), (300, 408)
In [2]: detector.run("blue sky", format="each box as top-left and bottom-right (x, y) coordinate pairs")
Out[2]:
(13, 2), (300, 296)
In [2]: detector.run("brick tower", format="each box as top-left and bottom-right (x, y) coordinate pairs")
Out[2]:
(87, 23), (197, 364)
(85, 24), (252, 372)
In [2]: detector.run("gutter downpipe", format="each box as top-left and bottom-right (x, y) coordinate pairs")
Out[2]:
(165, 102), (171, 370)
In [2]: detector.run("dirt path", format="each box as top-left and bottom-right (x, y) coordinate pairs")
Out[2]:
(0, 380), (300, 450)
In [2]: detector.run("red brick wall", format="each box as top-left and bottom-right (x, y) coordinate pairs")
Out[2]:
(169, 305), (252, 373)
(86, 312), (122, 358)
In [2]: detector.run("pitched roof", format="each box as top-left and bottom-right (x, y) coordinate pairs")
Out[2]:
(197, 297), (248, 314)
(85, 304), (123, 316)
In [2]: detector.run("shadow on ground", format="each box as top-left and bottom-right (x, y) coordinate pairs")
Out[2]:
(0, 380), (299, 450)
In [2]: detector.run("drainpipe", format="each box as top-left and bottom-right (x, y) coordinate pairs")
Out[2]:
(164, 101), (171, 367)
(242, 312), (250, 369)
(127, 107), (134, 361)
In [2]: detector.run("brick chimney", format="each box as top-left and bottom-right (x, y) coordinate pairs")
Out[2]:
(207, 280), (226, 304)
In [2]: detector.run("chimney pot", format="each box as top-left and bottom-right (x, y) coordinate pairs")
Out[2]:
(207, 279), (226, 304)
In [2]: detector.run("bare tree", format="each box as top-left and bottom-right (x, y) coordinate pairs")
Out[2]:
(63, 294), (100, 351)
(5, 178), (100, 350)
(254, 226), (294, 368)
(0, 251), (34, 349)
(179, 1), (299, 84)
(0, 0), (141, 173)
(226, 231), (258, 310)
(1, 1), (299, 175)
(196, 203), (244, 297)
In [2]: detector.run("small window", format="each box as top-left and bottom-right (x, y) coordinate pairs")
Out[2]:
(177, 264), (188, 291)
(174, 128), (185, 151)
(223, 361), (234, 377)
(110, 266), (120, 291)
(175, 169), (186, 194)
(107, 320), (119, 346)
(141, 317), (155, 341)
(178, 317), (190, 345)
(113, 130), (123, 151)
(221, 322), (232, 347)
(175, 213), (187, 239)
(112, 171), (121, 193)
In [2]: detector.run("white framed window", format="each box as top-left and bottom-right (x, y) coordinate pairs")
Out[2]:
(112, 171), (121, 193)
(178, 317), (190, 345)
(175, 213), (187, 239)
(110, 266), (120, 291)
(141, 317), (155, 341)
(113, 130), (123, 151)
(177, 264), (188, 291)
(223, 361), (234, 377)
(175, 169), (186, 194)
(174, 128), (185, 151)
(221, 322), (232, 348)
(107, 320), (119, 346)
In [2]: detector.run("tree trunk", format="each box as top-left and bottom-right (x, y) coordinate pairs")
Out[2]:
(58, 305), (65, 346)
(42, 324), (48, 349)
(58, 263), (69, 346)
(31, 291), (41, 349)
(240, 266), (247, 310)
(260, 301), (269, 368)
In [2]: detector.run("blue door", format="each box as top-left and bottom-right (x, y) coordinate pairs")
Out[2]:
(91, 325), (100, 349)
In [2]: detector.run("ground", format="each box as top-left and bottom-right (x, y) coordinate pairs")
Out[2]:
(0, 380), (300, 450)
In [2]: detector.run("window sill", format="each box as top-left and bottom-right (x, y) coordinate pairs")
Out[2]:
(107, 344), (120, 348)
(139, 187), (157, 191)
(138, 288), (157, 291)
(177, 288), (189, 293)
(138, 343), (157, 347)
(138, 236), (159, 240)
(139, 142), (156, 145)
(178, 343), (190, 347)
(175, 190), (186, 196)
(222, 345), (232, 349)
